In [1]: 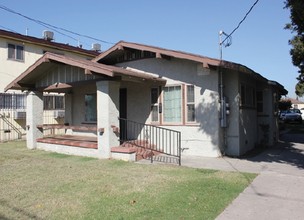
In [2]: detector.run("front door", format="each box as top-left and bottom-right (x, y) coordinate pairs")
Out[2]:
(119, 88), (127, 141)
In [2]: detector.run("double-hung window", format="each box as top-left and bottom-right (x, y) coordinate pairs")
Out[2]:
(163, 86), (182, 123)
(151, 85), (196, 125)
(240, 84), (256, 108)
(256, 91), (263, 113)
(43, 95), (65, 110)
(186, 85), (195, 122)
(151, 88), (159, 122)
(8, 43), (24, 61)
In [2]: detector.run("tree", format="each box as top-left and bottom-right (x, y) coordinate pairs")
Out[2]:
(285, 0), (304, 96)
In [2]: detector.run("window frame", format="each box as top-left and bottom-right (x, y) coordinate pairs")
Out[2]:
(162, 85), (182, 124)
(7, 43), (24, 61)
(256, 90), (263, 113)
(43, 95), (65, 110)
(186, 84), (196, 123)
(240, 83), (256, 108)
(84, 93), (97, 123)
(0, 93), (26, 110)
(151, 84), (198, 126)
(150, 87), (160, 123)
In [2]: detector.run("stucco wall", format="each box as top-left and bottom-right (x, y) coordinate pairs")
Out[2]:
(238, 74), (258, 155)
(222, 70), (241, 156)
(117, 58), (222, 157)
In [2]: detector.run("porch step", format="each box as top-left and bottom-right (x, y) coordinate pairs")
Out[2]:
(111, 140), (160, 161)
(36, 135), (97, 149)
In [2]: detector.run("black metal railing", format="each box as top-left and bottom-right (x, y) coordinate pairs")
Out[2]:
(0, 113), (23, 139)
(119, 118), (181, 165)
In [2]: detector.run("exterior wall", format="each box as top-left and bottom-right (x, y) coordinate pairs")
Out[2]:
(239, 108), (257, 155)
(238, 74), (258, 155)
(222, 70), (241, 156)
(117, 58), (222, 157)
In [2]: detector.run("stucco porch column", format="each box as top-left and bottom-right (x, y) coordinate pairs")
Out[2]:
(96, 81), (120, 158)
(26, 91), (43, 149)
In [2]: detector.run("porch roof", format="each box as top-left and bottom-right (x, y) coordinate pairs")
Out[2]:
(5, 52), (166, 91)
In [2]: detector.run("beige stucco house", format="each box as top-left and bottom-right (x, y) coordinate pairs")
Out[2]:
(0, 29), (99, 141)
(5, 41), (287, 163)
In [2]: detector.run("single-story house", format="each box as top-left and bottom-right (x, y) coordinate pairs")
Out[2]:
(5, 41), (287, 163)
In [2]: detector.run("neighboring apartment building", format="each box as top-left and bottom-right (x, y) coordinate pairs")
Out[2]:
(0, 29), (100, 141)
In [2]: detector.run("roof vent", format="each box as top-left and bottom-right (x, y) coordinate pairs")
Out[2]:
(43, 30), (54, 41)
(92, 43), (101, 51)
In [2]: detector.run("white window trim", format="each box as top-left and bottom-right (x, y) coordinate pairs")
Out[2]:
(161, 84), (183, 125)
(150, 87), (160, 123)
(185, 84), (196, 123)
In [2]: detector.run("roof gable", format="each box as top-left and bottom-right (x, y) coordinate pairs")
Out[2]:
(93, 41), (220, 67)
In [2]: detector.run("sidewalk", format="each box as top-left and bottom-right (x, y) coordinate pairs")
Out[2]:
(181, 133), (304, 220)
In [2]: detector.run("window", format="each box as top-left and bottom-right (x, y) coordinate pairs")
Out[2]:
(256, 91), (263, 113)
(151, 88), (159, 122)
(0, 93), (26, 110)
(163, 86), (181, 123)
(8, 43), (24, 61)
(85, 94), (97, 122)
(43, 95), (65, 110)
(186, 85), (195, 122)
(240, 84), (256, 107)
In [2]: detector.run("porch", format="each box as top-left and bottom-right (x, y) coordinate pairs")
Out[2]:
(35, 119), (181, 164)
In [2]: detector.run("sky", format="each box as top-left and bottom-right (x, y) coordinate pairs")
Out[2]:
(0, 0), (300, 99)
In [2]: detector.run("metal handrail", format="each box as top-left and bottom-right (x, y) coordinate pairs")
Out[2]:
(0, 113), (23, 139)
(119, 118), (181, 165)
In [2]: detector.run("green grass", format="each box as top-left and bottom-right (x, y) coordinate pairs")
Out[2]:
(0, 141), (256, 220)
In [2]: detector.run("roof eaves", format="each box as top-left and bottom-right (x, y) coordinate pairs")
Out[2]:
(0, 29), (100, 57)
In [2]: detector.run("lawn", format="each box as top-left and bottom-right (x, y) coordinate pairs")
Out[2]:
(0, 141), (256, 220)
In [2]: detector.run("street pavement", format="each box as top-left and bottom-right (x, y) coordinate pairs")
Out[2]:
(181, 133), (304, 220)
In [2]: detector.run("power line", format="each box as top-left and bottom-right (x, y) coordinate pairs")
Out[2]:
(221, 0), (260, 45)
(0, 4), (115, 45)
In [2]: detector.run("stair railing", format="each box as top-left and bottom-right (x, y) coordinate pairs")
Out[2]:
(0, 113), (23, 139)
(119, 118), (181, 165)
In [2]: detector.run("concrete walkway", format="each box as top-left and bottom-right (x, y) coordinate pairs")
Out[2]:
(181, 133), (304, 220)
